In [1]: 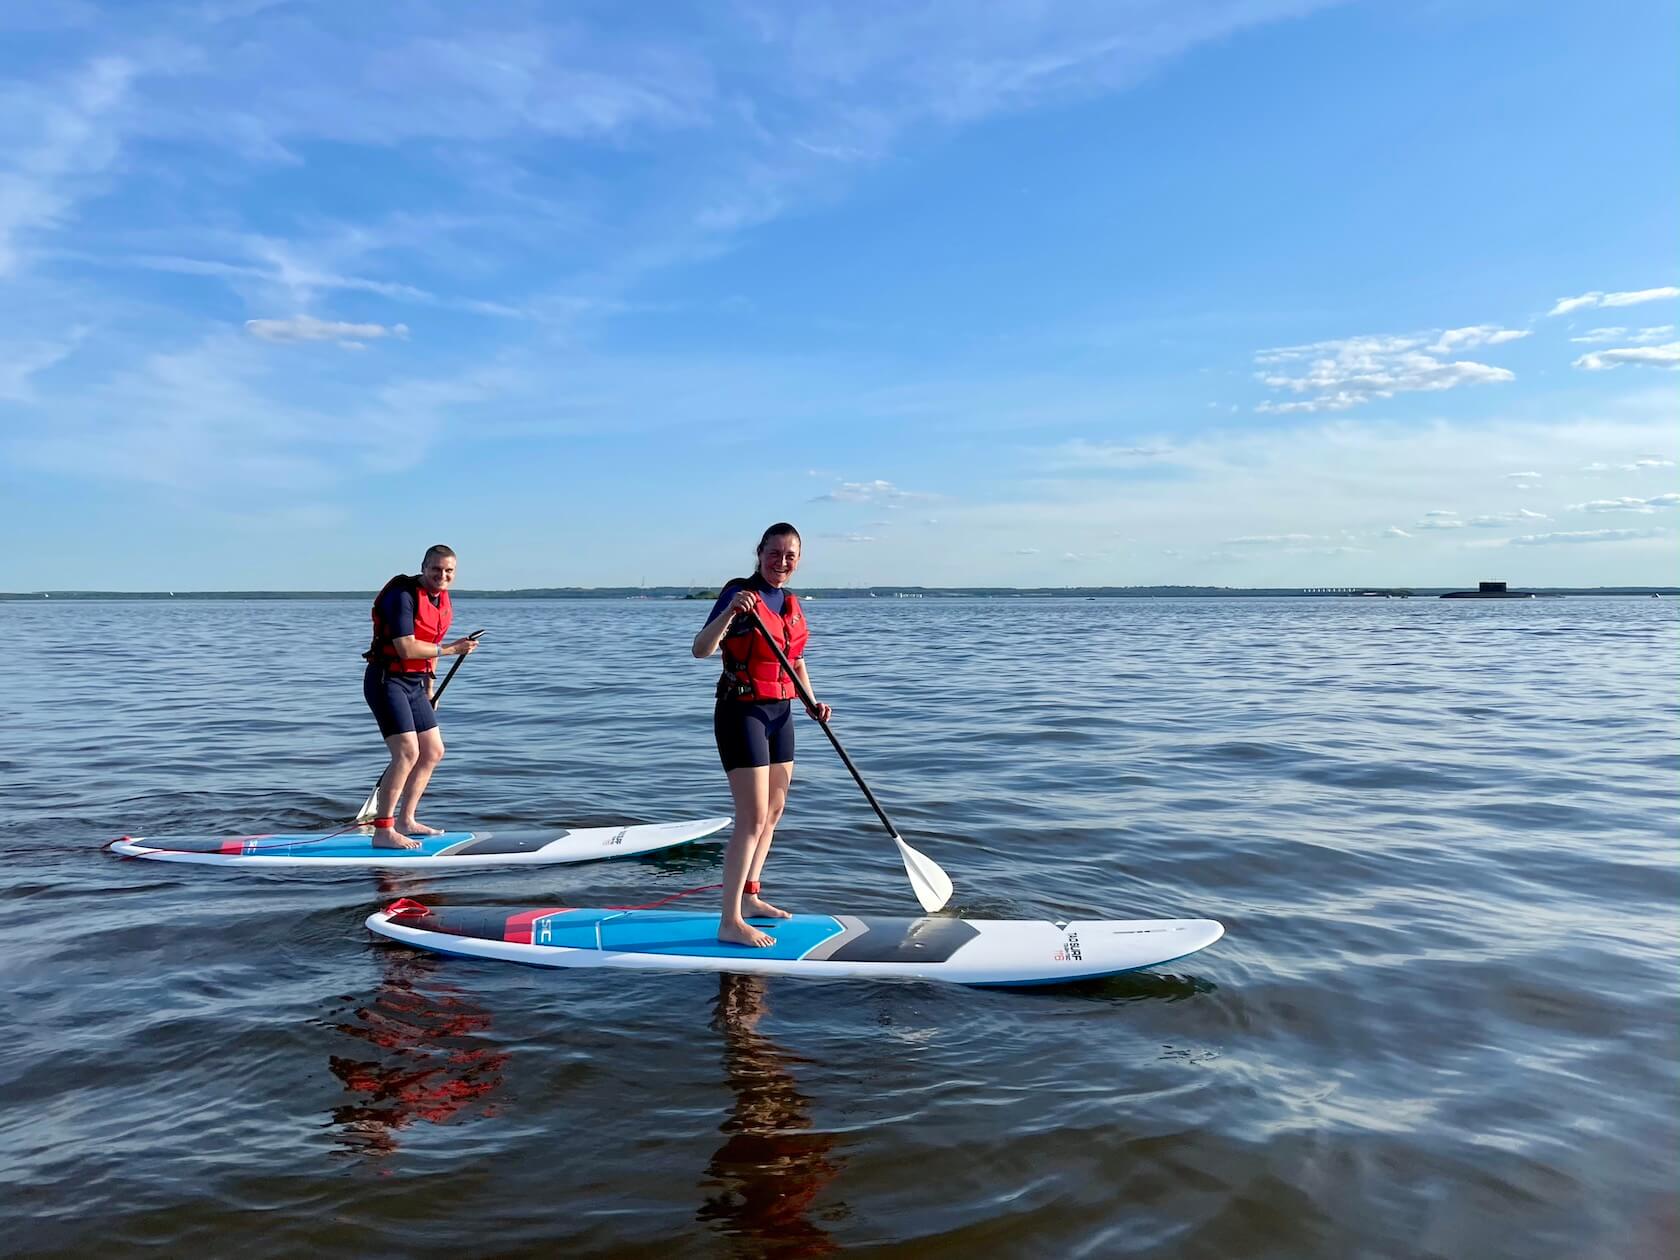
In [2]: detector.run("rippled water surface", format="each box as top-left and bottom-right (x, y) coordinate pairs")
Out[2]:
(4, 596), (1676, 1258)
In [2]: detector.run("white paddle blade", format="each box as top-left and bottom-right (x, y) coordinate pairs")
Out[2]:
(895, 835), (954, 912)
(354, 771), (384, 823)
(354, 788), (379, 823)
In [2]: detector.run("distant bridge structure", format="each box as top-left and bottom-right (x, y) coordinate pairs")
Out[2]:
(1299, 587), (1358, 595)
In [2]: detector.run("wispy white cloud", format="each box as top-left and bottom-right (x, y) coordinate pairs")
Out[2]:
(1428, 326), (1529, 353)
(1601, 287), (1680, 308)
(1570, 325), (1674, 345)
(1225, 533), (1317, 545)
(1566, 495), (1680, 514)
(1038, 439), (1172, 467)
(1583, 458), (1675, 472)
(245, 316), (409, 347)
(810, 478), (929, 504)
(1414, 508), (1545, 529)
(1572, 342), (1680, 371)
(1508, 529), (1669, 545)
(1505, 470), (1541, 481)
(0, 56), (136, 276)
(1255, 330), (1516, 412)
(0, 326), (87, 400)
(1548, 286), (1680, 316)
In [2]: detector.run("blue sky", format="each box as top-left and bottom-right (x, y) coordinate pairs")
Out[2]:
(2, 0), (1675, 590)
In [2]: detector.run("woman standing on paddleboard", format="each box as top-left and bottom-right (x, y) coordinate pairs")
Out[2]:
(692, 523), (832, 947)
(363, 545), (480, 850)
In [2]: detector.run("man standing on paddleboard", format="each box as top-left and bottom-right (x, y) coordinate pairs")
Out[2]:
(692, 523), (832, 947)
(363, 545), (480, 849)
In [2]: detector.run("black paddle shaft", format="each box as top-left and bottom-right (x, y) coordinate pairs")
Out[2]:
(428, 628), (486, 710)
(743, 607), (902, 840)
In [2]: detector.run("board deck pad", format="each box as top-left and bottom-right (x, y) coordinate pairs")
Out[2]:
(107, 817), (730, 869)
(367, 900), (1224, 986)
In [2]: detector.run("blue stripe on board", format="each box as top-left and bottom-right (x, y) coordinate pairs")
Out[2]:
(528, 910), (846, 960)
(226, 832), (477, 858)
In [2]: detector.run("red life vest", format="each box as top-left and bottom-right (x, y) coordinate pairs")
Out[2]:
(364, 574), (452, 675)
(719, 589), (808, 702)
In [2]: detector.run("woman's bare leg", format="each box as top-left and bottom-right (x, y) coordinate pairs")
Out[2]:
(743, 761), (794, 919)
(719, 766), (775, 947)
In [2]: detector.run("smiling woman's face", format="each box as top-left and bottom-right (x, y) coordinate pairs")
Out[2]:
(757, 534), (801, 587)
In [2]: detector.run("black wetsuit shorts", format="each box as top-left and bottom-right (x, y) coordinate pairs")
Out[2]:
(714, 698), (794, 771)
(364, 664), (438, 738)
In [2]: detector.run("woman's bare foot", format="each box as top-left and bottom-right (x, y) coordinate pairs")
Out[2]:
(371, 826), (421, 850)
(718, 917), (776, 948)
(742, 894), (792, 920)
(396, 819), (446, 836)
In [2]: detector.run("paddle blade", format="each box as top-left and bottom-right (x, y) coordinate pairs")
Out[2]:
(895, 835), (954, 912)
(354, 788), (379, 823)
(354, 770), (384, 823)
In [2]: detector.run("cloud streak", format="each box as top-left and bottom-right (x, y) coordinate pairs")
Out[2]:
(1254, 329), (1519, 413)
(1508, 529), (1668, 546)
(1572, 342), (1680, 371)
(245, 316), (410, 347)
(1567, 495), (1680, 514)
(1548, 286), (1680, 316)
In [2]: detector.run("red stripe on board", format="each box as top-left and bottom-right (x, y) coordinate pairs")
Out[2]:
(504, 908), (572, 944)
(220, 839), (246, 855)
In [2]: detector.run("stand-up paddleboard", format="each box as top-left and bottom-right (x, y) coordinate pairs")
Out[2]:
(366, 899), (1224, 986)
(107, 817), (731, 869)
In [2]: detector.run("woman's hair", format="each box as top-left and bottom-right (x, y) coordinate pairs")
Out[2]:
(728, 523), (801, 590)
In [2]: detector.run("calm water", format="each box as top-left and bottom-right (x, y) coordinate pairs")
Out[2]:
(3, 596), (1675, 1258)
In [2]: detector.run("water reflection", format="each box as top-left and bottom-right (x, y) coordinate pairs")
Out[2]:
(699, 974), (844, 1256)
(326, 878), (507, 1158)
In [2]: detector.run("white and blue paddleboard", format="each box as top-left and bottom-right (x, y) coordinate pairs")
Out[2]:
(108, 817), (731, 869)
(366, 899), (1224, 986)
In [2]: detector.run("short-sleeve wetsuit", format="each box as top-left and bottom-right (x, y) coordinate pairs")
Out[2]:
(363, 585), (443, 738)
(707, 575), (799, 771)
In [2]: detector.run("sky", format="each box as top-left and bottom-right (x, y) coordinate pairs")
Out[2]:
(1, 0), (1676, 591)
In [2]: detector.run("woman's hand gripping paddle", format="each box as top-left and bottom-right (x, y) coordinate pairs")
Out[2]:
(355, 629), (485, 823)
(744, 608), (953, 913)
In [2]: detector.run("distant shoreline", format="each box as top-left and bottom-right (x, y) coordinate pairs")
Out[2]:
(5, 585), (1675, 600)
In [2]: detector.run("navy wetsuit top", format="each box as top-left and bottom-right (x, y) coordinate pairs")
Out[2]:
(705, 573), (786, 626)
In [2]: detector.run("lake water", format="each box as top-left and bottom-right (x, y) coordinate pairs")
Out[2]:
(3, 595), (1675, 1258)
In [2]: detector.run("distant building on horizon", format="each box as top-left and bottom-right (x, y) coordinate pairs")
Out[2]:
(1440, 580), (1544, 600)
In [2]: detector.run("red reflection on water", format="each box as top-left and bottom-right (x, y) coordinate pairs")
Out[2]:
(329, 877), (507, 1158)
(699, 973), (844, 1255)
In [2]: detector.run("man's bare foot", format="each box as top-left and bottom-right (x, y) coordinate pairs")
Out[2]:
(371, 826), (421, 850)
(396, 819), (445, 836)
(718, 918), (776, 948)
(742, 894), (792, 920)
